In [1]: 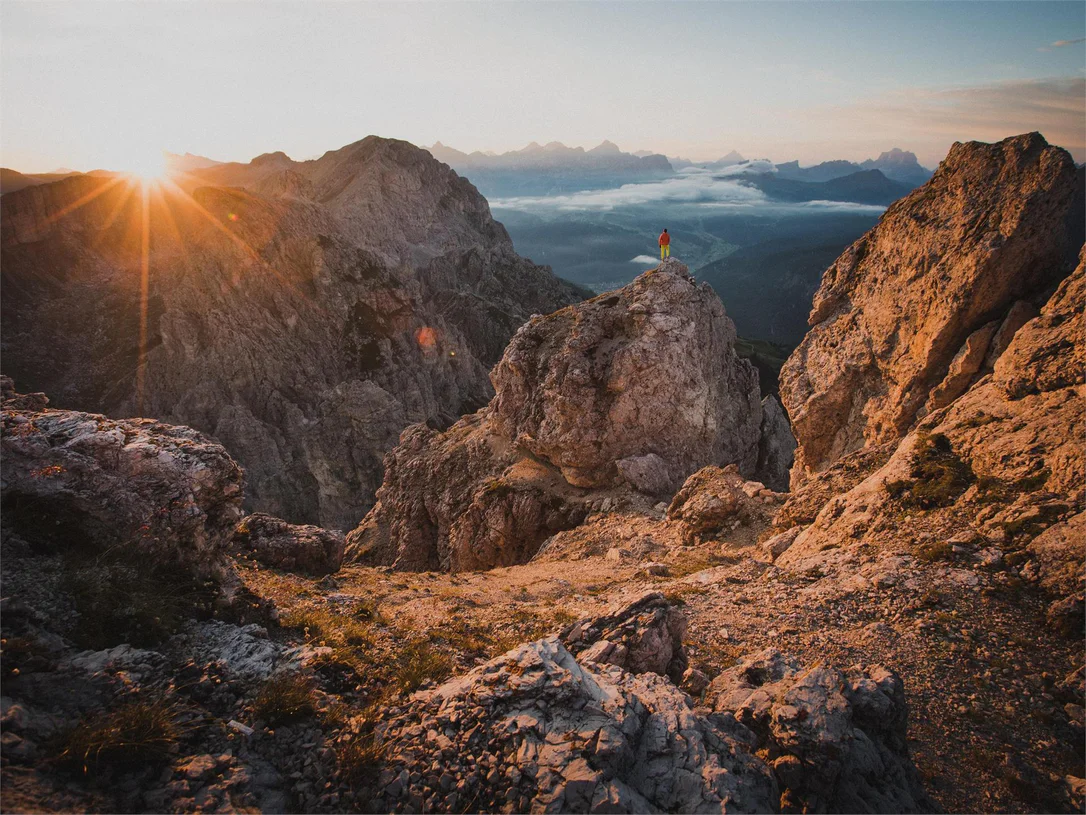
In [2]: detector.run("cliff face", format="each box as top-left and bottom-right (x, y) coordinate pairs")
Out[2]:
(346, 260), (765, 571)
(780, 133), (1084, 486)
(771, 134), (1085, 636)
(0, 137), (585, 529)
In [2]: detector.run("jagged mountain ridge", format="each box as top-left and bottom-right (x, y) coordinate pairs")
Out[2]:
(0, 136), (587, 530)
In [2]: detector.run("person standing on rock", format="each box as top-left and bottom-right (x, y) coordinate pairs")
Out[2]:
(659, 228), (671, 260)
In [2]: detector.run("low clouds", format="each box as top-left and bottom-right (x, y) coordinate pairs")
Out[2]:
(1052, 38), (1085, 47)
(630, 255), (659, 264)
(491, 169), (768, 211)
(491, 168), (889, 215)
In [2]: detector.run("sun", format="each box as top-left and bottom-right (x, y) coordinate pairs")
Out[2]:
(121, 147), (170, 183)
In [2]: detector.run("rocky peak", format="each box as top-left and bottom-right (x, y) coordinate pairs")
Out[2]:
(490, 259), (762, 488)
(250, 150), (292, 166)
(588, 139), (622, 154)
(346, 259), (766, 571)
(781, 132), (1084, 485)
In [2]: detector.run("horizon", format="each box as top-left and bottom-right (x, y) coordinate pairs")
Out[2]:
(2, 1), (1084, 174)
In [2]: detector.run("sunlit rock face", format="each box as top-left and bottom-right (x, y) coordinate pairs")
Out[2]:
(780, 132), (1084, 487)
(0, 136), (585, 529)
(346, 260), (764, 571)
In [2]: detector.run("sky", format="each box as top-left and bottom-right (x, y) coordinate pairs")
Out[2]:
(2, 1), (1084, 173)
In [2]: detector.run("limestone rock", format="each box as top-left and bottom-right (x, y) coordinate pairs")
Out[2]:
(666, 465), (771, 544)
(615, 453), (672, 497)
(347, 262), (762, 571)
(560, 592), (688, 682)
(0, 137), (585, 530)
(774, 257), (1084, 618)
(1, 381), (243, 585)
(925, 320), (999, 412)
(369, 638), (779, 814)
(981, 300), (1038, 372)
(489, 259), (761, 489)
(234, 513), (345, 576)
(754, 394), (796, 492)
(761, 526), (803, 561)
(993, 252), (1086, 399)
(710, 648), (935, 813)
(1025, 513), (1085, 635)
(781, 133), (1084, 486)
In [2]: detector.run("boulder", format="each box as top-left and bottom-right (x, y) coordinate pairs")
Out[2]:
(710, 648), (935, 813)
(347, 261), (762, 571)
(781, 133), (1084, 486)
(560, 592), (688, 682)
(666, 465), (771, 544)
(1, 381), (243, 584)
(489, 259), (761, 489)
(761, 526), (804, 561)
(234, 513), (345, 576)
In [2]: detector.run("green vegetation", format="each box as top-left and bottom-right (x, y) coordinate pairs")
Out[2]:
(252, 672), (317, 725)
(885, 432), (975, 509)
(55, 697), (181, 777)
(388, 640), (452, 697)
(976, 469), (1051, 504)
(280, 607), (376, 648)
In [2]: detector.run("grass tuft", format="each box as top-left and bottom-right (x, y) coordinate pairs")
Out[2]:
(389, 640), (452, 697)
(885, 432), (975, 509)
(251, 672), (317, 725)
(54, 697), (181, 777)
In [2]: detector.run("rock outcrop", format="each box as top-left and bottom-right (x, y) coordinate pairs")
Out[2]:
(0, 137), (585, 530)
(234, 513), (345, 576)
(754, 395), (796, 492)
(347, 260), (762, 570)
(774, 247), (1085, 635)
(0, 378), (265, 649)
(559, 592), (688, 682)
(666, 464), (780, 544)
(369, 638), (779, 814)
(368, 638), (931, 814)
(709, 649), (935, 813)
(781, 133), (1084, 486)
(1, 377), (243, 584)
(488, 259), (762, 488)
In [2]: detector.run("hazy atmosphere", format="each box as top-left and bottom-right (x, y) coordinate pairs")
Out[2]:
(2, 3), (1085, 814)
(2, 0), (1084, 172)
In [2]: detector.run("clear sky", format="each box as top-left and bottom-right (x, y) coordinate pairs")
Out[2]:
(2, 0), (1083, 173)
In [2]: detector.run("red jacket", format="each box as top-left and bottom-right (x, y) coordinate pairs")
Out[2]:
(658, 231), (670, 246)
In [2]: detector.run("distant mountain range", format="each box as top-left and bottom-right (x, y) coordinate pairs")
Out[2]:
(737, 168), (915, 206)
(775, 148), (932, 186)
(425, 141), (673, 198)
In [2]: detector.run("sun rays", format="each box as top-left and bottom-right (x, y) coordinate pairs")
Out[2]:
(31, 163), (337, 414)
